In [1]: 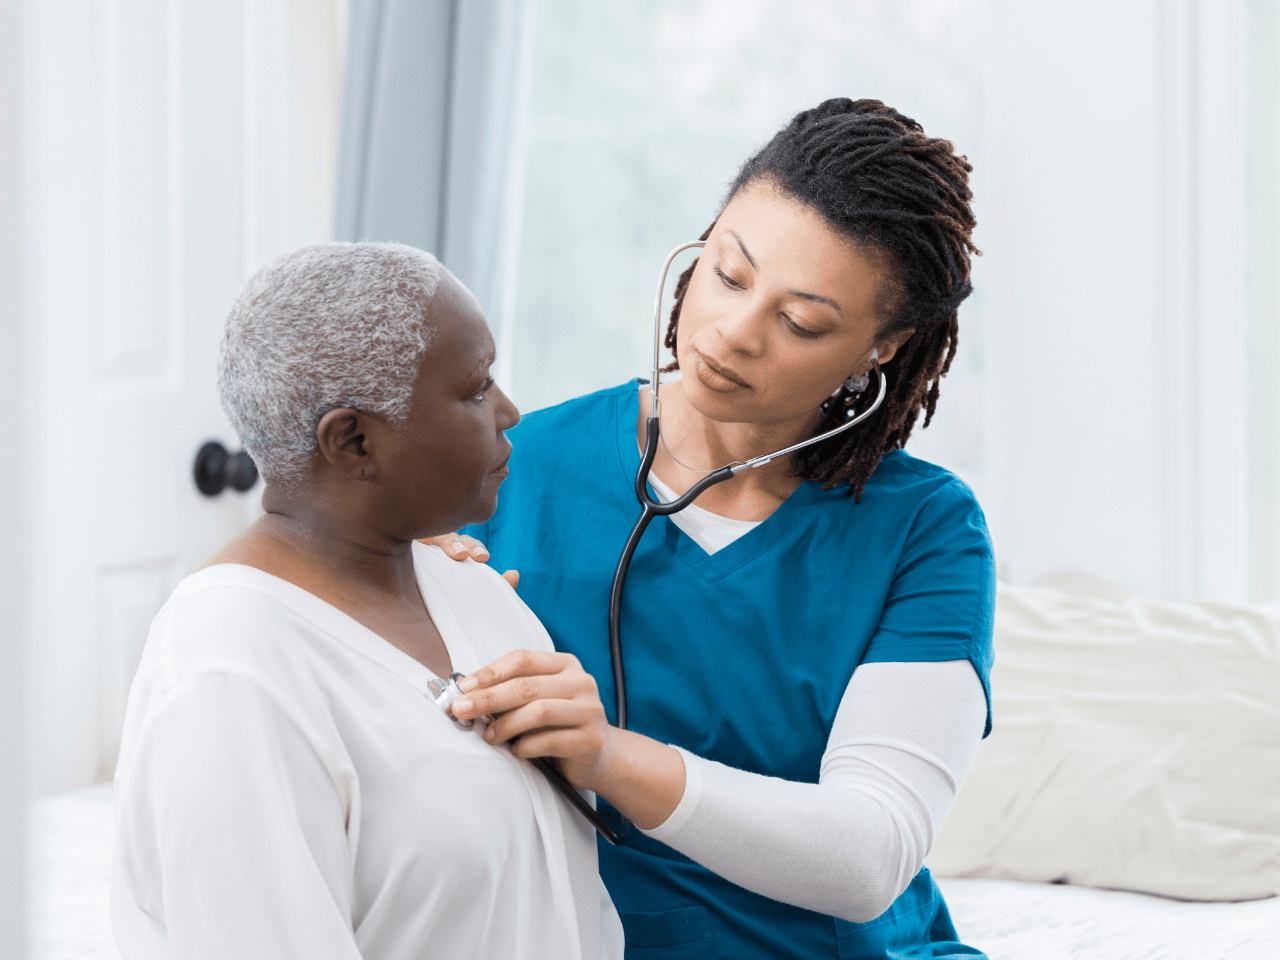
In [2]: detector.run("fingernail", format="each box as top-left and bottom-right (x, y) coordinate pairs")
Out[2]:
(484, 727), (495, 741)
(474, 549), (490, 560)
(450, 541), (466, 554)
(453, 698), (472, 714)
(458, 677), (478, 692)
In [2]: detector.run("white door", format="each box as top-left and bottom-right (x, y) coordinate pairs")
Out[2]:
(21, 0), (345, 794)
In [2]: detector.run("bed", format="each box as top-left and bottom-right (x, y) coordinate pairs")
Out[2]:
(26, 783), (1280, 960)
(27, 578), (1280, 959)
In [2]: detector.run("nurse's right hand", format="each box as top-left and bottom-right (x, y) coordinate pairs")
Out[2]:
(453, 651), (687, 831)
(419, 534), (519, 589)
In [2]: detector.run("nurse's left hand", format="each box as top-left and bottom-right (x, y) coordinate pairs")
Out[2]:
(450, 650), (613, 789)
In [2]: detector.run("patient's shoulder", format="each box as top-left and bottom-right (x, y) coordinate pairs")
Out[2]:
(152, 565), (342, 678)
(412, 542), (555, 660)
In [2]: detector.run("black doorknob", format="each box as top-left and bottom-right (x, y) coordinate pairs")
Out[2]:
(194, 441), (259, 497)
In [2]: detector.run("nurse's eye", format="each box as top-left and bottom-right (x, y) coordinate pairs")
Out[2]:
(473, 378), (494, 404)
(782, 313), (822, 339)
(714, 264), (745, 290)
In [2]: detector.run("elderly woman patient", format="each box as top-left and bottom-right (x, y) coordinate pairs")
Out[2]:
(111, 243), (624, 960)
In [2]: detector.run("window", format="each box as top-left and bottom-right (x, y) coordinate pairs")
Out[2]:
(504, 0), (989, 494)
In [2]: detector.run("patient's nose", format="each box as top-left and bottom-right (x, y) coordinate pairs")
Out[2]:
(495, 384), (520, 430)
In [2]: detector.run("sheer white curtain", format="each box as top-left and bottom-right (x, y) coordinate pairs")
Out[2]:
(498, 0), (1275, 602)
(503, 0), (989, 497)
(335, 0), (533, 351)
(1248, 0), (1280, 602)
(335, 0), (1275, 602)
(980, 0), (1260, 601)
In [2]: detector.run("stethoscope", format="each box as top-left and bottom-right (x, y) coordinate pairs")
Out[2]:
(429, 242), (887, 848)
(607, 241), (889, 732)
(428, 671), (618, 841)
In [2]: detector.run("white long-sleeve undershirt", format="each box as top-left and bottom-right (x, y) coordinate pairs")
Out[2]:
(644, 470), (988, 924)
(641, 660), (986, 924)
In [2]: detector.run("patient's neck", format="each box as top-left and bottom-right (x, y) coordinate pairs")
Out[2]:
(210, 487), (455, 677)
(214, 486), (422, 608)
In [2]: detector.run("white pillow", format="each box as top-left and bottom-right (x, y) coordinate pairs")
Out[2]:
(927, 578), (1280, 901)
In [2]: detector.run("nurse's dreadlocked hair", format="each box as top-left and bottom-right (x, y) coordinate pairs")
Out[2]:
(664, 98), (979, 501)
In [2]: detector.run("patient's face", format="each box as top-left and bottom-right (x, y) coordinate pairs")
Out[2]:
(377, 276), (519, 539)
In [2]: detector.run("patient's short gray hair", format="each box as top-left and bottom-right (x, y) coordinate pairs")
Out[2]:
(219, 242), (446, 484)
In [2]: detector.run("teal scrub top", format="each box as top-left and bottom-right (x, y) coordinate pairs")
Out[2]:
(463, 381), (995, 960)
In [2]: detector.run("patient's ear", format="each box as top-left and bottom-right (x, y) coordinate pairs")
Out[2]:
(315, 407), (382, 480)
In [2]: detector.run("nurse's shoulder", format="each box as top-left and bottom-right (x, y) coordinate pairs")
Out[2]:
(836, 448), (991, 563)
(857, 447), (984, 516)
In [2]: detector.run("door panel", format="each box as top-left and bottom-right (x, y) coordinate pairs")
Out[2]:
(23, 0), (344, 794)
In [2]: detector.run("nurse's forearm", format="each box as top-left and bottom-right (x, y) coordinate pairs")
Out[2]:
(584, 728), (687, 831)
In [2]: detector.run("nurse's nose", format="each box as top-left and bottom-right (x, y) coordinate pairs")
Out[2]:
(714, 297), (769, 357)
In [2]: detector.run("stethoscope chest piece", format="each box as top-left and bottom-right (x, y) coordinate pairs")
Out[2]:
(427, 672), (476, 730)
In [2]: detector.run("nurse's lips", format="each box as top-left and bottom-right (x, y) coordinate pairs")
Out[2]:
(489, 449), (511, 478)
(694, 351), (750, 392)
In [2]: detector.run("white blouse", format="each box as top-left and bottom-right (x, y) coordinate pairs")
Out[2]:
(111, 543), (624, 960)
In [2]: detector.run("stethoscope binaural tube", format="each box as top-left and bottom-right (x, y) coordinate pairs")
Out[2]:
(607, 243), (889, 731)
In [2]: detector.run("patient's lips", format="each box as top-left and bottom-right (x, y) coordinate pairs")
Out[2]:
(488, 448), (512, 478)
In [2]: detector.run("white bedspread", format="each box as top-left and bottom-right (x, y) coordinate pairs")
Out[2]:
(26, 784), (1280, 960)
(936, 877), (1280, 960)
(28, 785), (120, 960)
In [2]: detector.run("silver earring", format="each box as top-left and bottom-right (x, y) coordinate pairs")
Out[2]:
(828, 371), (870, 399)
(843, 371), (870, 394)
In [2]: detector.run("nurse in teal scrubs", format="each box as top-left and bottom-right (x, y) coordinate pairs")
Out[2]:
(448, 98), (993, 960)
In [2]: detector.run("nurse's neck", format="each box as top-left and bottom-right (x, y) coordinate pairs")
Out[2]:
(639, 381), (812, 522)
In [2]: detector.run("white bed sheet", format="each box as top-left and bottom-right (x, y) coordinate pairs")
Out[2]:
(25, 784), (1280, 960)
(28, 784), (120, 960)
(937, 877), (1280, 960)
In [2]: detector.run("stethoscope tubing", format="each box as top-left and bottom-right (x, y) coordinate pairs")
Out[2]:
(529, 755), (621, 845)
(430, 672), (623, 844)
(609, 241), (889, 732)
(608, 417), (737, 731)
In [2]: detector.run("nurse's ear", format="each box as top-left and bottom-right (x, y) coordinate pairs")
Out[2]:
(315, 407), (387, 481)
(869, 328), (915, 368)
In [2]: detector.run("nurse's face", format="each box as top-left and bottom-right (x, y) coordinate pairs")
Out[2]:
(674, 178), (909, 429)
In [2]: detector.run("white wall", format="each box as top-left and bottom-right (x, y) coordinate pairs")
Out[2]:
(1, 0), (29, 949)
(981, 0), (1254, 600)
(1249, 0), (1280, 602)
